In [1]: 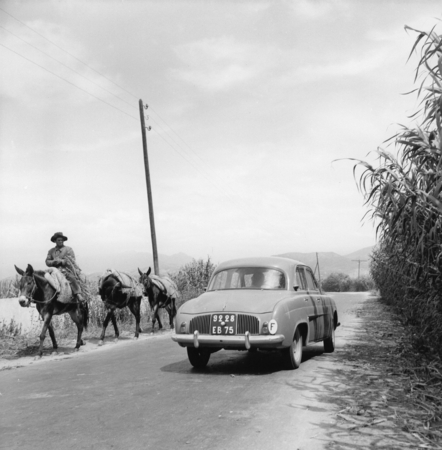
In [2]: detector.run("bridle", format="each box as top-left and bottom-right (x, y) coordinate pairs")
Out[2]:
(139, 275), (151, 297)
(20, 275), (58, 305)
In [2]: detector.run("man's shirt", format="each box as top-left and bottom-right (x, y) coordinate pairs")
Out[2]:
(45, 245), (76, 268)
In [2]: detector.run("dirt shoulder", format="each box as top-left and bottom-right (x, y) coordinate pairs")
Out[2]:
(322, 296), (442, 450)
(0, 326), (173, 371)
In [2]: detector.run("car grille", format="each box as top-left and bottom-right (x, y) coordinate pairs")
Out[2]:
(189, 315), (211, 334)
(237, 314), (259, 335)
(188, 314), (259, 335)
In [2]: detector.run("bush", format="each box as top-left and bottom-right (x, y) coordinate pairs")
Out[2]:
(169, 257), (215, 307)
(321, 272), (352, 292)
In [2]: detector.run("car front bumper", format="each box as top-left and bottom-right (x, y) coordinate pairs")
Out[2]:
(172, 330), (285, 350)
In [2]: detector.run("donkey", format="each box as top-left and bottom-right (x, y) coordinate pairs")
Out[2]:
(138, 267), (178, 333)
(15, 264), (89, 358)
(97, 271), (143, 345)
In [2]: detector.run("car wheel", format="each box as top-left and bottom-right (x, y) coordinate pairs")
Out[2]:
(323, 326), (335, 353)
(187, 347), (211, 368)
(284, 328), (303, 370)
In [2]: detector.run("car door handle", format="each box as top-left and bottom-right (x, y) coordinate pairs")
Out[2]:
(304, 298), (309, 302)
(316, 298), (321, 302)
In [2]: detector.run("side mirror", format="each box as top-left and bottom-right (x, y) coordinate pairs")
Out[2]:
(293, 285), (299, 291)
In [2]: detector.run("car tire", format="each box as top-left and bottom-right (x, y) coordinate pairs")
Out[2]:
(284, 328), (303, 370)
(323, 326), (335, 353)
(187, 347), (211, 368)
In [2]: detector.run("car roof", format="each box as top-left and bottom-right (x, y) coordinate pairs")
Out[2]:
(214, 256), (306, 273)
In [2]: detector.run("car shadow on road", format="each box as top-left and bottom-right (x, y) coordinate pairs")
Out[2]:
(161, 344), (326, 376)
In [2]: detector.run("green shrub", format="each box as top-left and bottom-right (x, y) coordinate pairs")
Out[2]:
(169, 257), (215, 307)
(321, 272), (352, 292)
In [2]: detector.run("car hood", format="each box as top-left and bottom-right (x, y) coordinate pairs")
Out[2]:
(179, 290), (290, 314)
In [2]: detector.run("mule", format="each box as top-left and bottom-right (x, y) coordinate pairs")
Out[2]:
(138, 267), (177, 333)
(14, 264), (89, 358)
(98, 272), (143, 345)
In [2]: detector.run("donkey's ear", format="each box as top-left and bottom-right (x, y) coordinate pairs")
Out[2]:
(147, 267), (151, 276)
(26, 264), (34, 276)
(138, 268), (143, 276)
(14, 265), (25, 276)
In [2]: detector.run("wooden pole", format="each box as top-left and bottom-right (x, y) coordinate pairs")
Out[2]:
(316, 252), (322, 292)
(352, 259), (367, 278)
(139, 99), (159, 275)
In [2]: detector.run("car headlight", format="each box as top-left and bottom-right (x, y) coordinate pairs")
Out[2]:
(262, 320), (278, 335)
(262, 322), (269, 335)
(179, 321), (187, 333)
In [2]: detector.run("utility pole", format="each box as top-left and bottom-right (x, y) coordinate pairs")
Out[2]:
(352, 259), (368, 278)
(139, 99), (159, 275)
(315, 252), (322, 289)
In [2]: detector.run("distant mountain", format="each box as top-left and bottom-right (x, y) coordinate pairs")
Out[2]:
(275, 247), (374, 278)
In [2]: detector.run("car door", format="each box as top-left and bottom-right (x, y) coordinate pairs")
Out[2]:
(293, 266), (316, 340)
(304, 267), (325, 342)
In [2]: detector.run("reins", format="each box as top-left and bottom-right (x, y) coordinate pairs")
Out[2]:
(24, 275), (79, 305)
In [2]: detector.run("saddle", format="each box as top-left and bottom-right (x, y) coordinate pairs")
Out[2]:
(150, 275), (180, 300)
(44, 268), (72, 303)
(100, 269), (144, 298)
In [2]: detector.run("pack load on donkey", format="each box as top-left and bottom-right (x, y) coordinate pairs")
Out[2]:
(97, 269), (144, 345)
(138, 267), (179, 332)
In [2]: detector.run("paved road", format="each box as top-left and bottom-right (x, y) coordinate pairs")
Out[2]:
(0, 293), (369, 450)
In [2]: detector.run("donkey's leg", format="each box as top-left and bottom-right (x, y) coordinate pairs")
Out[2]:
(128, 298), (141, 339)
(38, 312), (53, 358)
(151, 304), (163, 333)
(166, 299), (176, 329)
(110, 311), (120, 342)
(98, 310), (113, 346)
(47, 323), (58, 353)
(68, 308), (84, 351)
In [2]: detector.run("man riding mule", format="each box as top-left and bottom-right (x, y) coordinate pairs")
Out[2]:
(45, 232), (87, 305)
(14, 264), (89, 357)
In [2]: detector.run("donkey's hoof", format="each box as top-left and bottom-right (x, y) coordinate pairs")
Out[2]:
(113, 338), (119, 343)
(51, 350), (59, 356)
(75, 347), (80, 352)
(98, 340), (104, 346)
(81, 340), (86, 346)
(34, 355), (42, 361)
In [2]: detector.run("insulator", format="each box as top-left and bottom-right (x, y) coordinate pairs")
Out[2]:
(144, 104), (149, 110)
(146, 126), (152, 131)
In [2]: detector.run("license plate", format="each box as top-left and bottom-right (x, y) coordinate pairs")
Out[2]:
(211, 314), (236, 335)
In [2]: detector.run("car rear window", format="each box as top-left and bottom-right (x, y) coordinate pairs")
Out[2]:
(208, 267), (286, 290)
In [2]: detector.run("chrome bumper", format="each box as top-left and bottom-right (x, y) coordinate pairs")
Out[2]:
(172, 330), (285, 349)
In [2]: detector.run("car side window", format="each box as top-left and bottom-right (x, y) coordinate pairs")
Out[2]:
(295, 268), (307, 291)
(304, 268), (319, 292)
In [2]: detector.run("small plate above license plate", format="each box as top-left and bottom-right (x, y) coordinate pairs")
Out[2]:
(211, 314), (237, 335)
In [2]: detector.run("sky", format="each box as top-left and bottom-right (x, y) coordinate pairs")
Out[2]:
(1, 0), (441, 278)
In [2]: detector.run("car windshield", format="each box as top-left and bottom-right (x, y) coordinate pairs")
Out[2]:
(208, 267), (286, 291)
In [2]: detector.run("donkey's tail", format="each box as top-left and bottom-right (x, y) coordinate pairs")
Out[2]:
(81, 301), (89, 331)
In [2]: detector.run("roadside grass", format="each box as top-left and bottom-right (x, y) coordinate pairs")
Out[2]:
(0, 294), (174, 359)
(322, 296), (442, 449)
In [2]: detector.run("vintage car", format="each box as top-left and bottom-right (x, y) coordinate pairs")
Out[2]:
(172, 256), (339, 369)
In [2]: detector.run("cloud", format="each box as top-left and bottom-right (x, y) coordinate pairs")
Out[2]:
(288, 0), (350, 20)
(172, 36), (274, 91)
(0, 19), (126, 106)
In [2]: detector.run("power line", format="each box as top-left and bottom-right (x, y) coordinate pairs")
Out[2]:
(0, 6), (208, 169)
(0, 7), (279, 230)
(0, 42), (139, 121)
(0, 24), (137, 113)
